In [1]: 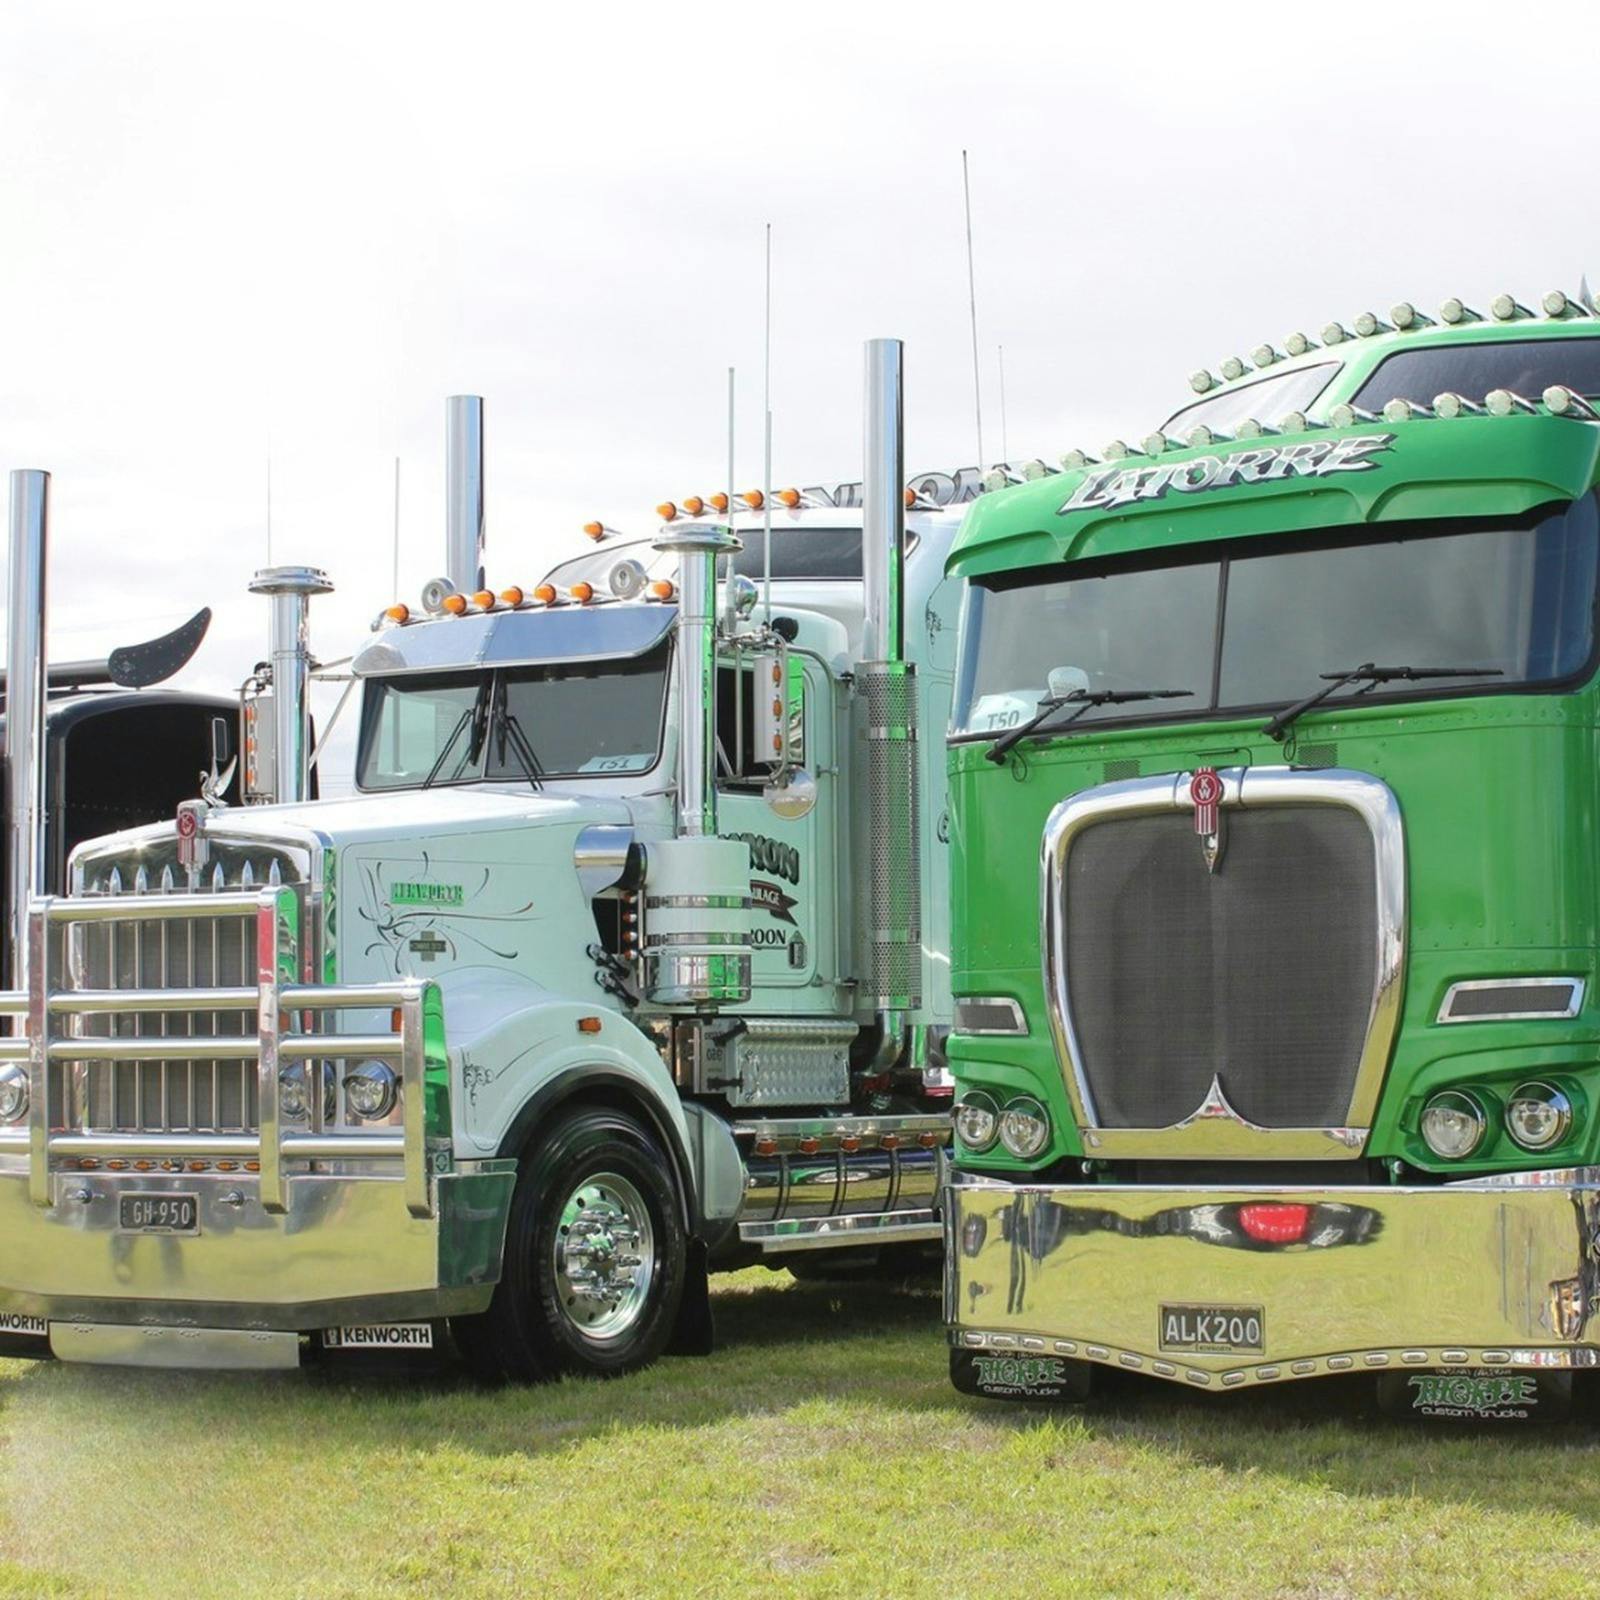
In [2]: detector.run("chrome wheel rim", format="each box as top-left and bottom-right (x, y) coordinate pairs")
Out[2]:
(552, 1171), (655, 1341)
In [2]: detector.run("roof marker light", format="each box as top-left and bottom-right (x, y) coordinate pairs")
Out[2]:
(1542, 289), (1587, 319)
(1280, 410), (1321, 433)
(981, 468), (1009, 492)
(709, 492), (730, 513)
(1102, 439), (1137, 460)
(442, 593), (468, 616)
(740, 490), (764, 509)
(1141, 432), (1174, 456)
(1544, 384), (1599, 419)
(1439, 298), (1482, 325)
(648, 579), (676, 601)
(1251, 344), (1282, 368)
(1327, 402), (1379, 429)
(682, 496), (705, 516)
(656, 501), (678, 522)
(776, 487), (802, 508)
(1354, 311), (1393, 338)
(1219, 355), (1250, 382)
(383, 603), (410, 624)
(1186, 424), (1228, 447)
(1321, 322), (1351, 345)
(1485, 388), (1536, 416)
(1283, 331), (1318, 357)
(1389, 301), (1434, 331)
(582, 521), (606, 541)
(1234, 417), (1274, 439)
(1189, 370), (1217, 394)
(1432, 392), (1485, 419)
(472, 589), (495, 610)
(1382, 398), (1429, 422)
(533, 583), (557, 605)
(1021, 459), (1053, 480)
(1491, 294), (1533, 322)
(499, 586), (524, 607)
(569, 581), (595, 603)
(1059, 448), (1098, 470)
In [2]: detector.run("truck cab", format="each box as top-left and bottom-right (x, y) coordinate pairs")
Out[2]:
(943, 293), (1600, 1417)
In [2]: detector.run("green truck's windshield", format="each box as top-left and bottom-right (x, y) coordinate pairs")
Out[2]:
(952, 495), (1599, 737)
(357, 644), (671, 789)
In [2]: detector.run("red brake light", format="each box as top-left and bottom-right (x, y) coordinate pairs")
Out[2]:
(1238, 1203), (1311, 1245)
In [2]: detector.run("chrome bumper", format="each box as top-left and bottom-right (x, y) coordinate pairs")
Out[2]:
(945, 1170), (1600, 1390)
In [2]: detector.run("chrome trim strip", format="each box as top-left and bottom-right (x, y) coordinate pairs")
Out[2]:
(399, 984), (430, 1219)
(26, 904), (47, 1208)
(1039, 766), (1405, 1160)
(740, 1209), (940, 1251)
(256, 893), (284, 1213)
(952, 996), (1027, 1037)
(1438, 976), (1585, 1024)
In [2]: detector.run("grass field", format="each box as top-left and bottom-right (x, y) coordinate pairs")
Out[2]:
(1, 1270), (1598, 1599)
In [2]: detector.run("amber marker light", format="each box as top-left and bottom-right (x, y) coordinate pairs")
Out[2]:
(648, 579), (676, 601)
(903, 487), (916, 508)
(709, 492), (729, 512)
(656, 501), (678, 521)
(533, 583), (557, 604)
(384, 603), (410, 624)
(740, 489), (764, 509)
(776, 487), (801, 508)
(442, 593), (468, 616)
(472, 589), (496, 610)
(569, 581), (595, 603)
(500, 586), (525, 607)
(577, 1016), (603, 1035)
(583, 521), (605, 540)
(682, 496), (705, 515)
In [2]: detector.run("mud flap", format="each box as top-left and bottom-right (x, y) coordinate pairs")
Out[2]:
(950, 1346), (1092, 1403)
(668, 1236), (715, 1357)
(1375, 1368), (1573, 1423)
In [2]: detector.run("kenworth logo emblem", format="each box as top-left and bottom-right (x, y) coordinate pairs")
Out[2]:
(1190, 767), (1224, 874)
(1060, 433), (1394, 514)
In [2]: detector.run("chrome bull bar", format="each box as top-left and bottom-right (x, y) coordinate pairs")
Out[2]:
(0, 890), (438, 1219)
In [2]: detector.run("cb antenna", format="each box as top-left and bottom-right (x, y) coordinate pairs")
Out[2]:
(763, 221), (774, 625)
(962, 149), (985, 467)
(998, 343), (1009, 464)
(392, 455), (401, 600)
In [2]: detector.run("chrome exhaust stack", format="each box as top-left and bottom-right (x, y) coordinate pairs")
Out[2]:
(445, 395), (485, 598)
(5, 471), (48, 990)
(855, 339), (922, 1038)
(641, 520), (752, 1007)
(247, 566), (334, 806)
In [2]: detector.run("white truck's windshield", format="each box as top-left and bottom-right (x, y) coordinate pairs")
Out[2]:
(357, 643), (671, 789)
(952, 496), (1599, 737)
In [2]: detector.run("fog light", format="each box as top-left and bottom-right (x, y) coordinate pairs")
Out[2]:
(954, 1091), (999, 1154)
(1505, 1081), (1571, 1152)
(279, 1062), (336, 1122)
(0, 1064), (27, 1124)
(344, 1060), (399, 1120)
(998, 1097), (1050, 1161)
(1420, 1090), (1487, 1159)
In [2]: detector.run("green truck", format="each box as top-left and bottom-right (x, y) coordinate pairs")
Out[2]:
(942, 290), (1600, 1419)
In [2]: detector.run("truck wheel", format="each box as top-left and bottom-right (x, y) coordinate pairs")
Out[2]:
(454, 1107), (687, 1384)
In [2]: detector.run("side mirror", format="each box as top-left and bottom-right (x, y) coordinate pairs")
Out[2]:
(201, 714), (237, 806)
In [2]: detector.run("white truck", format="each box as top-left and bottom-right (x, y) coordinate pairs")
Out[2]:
(0, 339), (973, 1379)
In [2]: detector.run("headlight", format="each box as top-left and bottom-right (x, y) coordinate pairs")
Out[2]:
(998, 1096), (1050, 1161)
(344, 1060), (399, 1120)
(279, 1062), (336, 1122)
(954, 1091), (999, 1153)
(0, 1064), (28, 1124)
(1420, 1089), (1487, 1159)
(1505, 1081), (1572, 1152)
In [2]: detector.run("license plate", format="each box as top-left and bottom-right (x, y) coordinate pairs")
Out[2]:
(1159, 1303), (1264, 1354)
(117, 1193), (199, 1234)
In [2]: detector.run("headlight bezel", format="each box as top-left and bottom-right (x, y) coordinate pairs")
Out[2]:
(344, 1060), (400, 1122)
(0, 1064), (28, 1124)
(1419, 1088), (1488, 1160)
(1504, 1080), (1573, 1153)
(279, 1061), (337, 1124)
(954, 1090), (1000, 1154)
(997, 1096), (1051, 1161)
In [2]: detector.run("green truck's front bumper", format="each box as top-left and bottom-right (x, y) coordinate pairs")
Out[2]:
(945, 1169), (1600, 1396)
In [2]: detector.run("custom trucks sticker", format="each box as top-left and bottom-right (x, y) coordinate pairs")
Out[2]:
(1060, 433), (1394, 514)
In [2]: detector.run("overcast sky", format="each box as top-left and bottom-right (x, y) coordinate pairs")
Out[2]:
(0, 0), (1592, 781)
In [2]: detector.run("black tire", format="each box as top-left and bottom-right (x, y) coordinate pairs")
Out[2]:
(453, 1106), (687, 1384)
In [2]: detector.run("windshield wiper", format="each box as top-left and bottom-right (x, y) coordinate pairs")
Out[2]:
(420, 680), (492, 788)
(490, 684), (545, 791)
(985, 687), (1194, 764)
(1263, 663), (1505, 743)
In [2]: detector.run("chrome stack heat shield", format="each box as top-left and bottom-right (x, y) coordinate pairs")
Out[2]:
(445, 395), (485, 598)
(643, 521), (752, 1007)
(854, 338), (922, 1017)
(247, 565), (334, 806)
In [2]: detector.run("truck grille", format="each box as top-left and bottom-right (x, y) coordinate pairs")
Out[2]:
(1062, 805), (1377, 1130)
(64, 844), (309, 1135)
